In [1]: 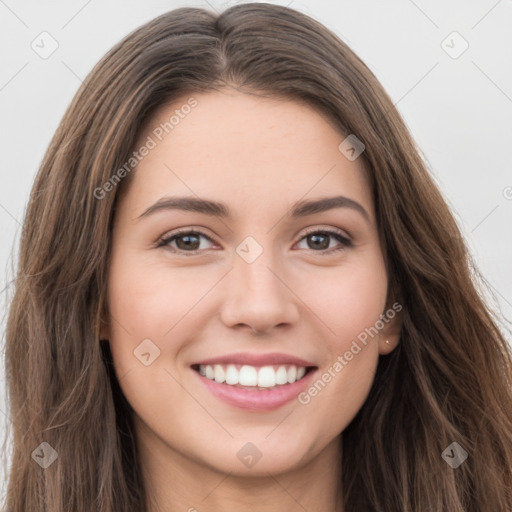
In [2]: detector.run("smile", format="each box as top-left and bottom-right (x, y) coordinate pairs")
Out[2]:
(191, 363), (318, 411)
(193, 363), (312, 389)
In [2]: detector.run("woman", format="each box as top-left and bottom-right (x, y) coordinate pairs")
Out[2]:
(3, 3), (512, 511)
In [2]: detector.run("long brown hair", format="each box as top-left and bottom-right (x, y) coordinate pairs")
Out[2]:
(3, 3), (512, 511)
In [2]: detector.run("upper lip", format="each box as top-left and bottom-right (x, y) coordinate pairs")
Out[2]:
(191, 352), (317, 368)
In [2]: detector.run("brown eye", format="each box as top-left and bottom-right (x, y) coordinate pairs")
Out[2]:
(295, 230), (352, 253)
(157, 229), (215, 253)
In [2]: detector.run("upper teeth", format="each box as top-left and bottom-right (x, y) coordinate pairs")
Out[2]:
(198, 364), (307, 387)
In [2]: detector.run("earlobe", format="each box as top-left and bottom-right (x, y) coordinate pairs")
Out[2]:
(378, 301), (403, 354)
(380, 333), (400, 354)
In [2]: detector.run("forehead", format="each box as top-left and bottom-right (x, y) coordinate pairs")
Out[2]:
(121, 90), (373, 222)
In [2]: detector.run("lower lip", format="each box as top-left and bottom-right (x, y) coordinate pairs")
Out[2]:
(193, 368), (317, 411)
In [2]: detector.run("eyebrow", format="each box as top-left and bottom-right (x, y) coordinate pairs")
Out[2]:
(136, 195), (370, 223)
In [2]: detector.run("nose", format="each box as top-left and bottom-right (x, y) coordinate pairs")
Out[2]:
(219, 247), (300, 334)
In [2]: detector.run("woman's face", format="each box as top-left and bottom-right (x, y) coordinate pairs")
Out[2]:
(103, 89), (400, 478)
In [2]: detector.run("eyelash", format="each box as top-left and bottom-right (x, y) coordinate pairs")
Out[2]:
(156, 227), (353, 255)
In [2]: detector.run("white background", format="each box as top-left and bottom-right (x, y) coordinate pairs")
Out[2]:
(1, 0), (511, 502)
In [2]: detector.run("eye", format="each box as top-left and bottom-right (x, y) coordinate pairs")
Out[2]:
(157, 228), (215, 253)
(295, 228), (352, 254)
(156, 227), (352, 255)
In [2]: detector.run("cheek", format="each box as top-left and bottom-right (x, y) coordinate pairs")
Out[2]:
(302, 256), (388, 346)
(107, 253), (206, 339)
(297, 255), (387, 410)
(295, 262), (386, 437)
(105, 252), (226, 392)
(105, 253), (175, 379)
(105, 258), (198, 422)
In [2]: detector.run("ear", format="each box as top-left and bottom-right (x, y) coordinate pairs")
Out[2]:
(378, 300), (403, 355)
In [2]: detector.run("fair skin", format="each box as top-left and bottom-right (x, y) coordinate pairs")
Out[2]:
(101, 88), (401, 512)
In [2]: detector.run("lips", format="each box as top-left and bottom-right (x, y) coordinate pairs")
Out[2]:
(192, 364), (318, 411)
(190, 352), (318, 410)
